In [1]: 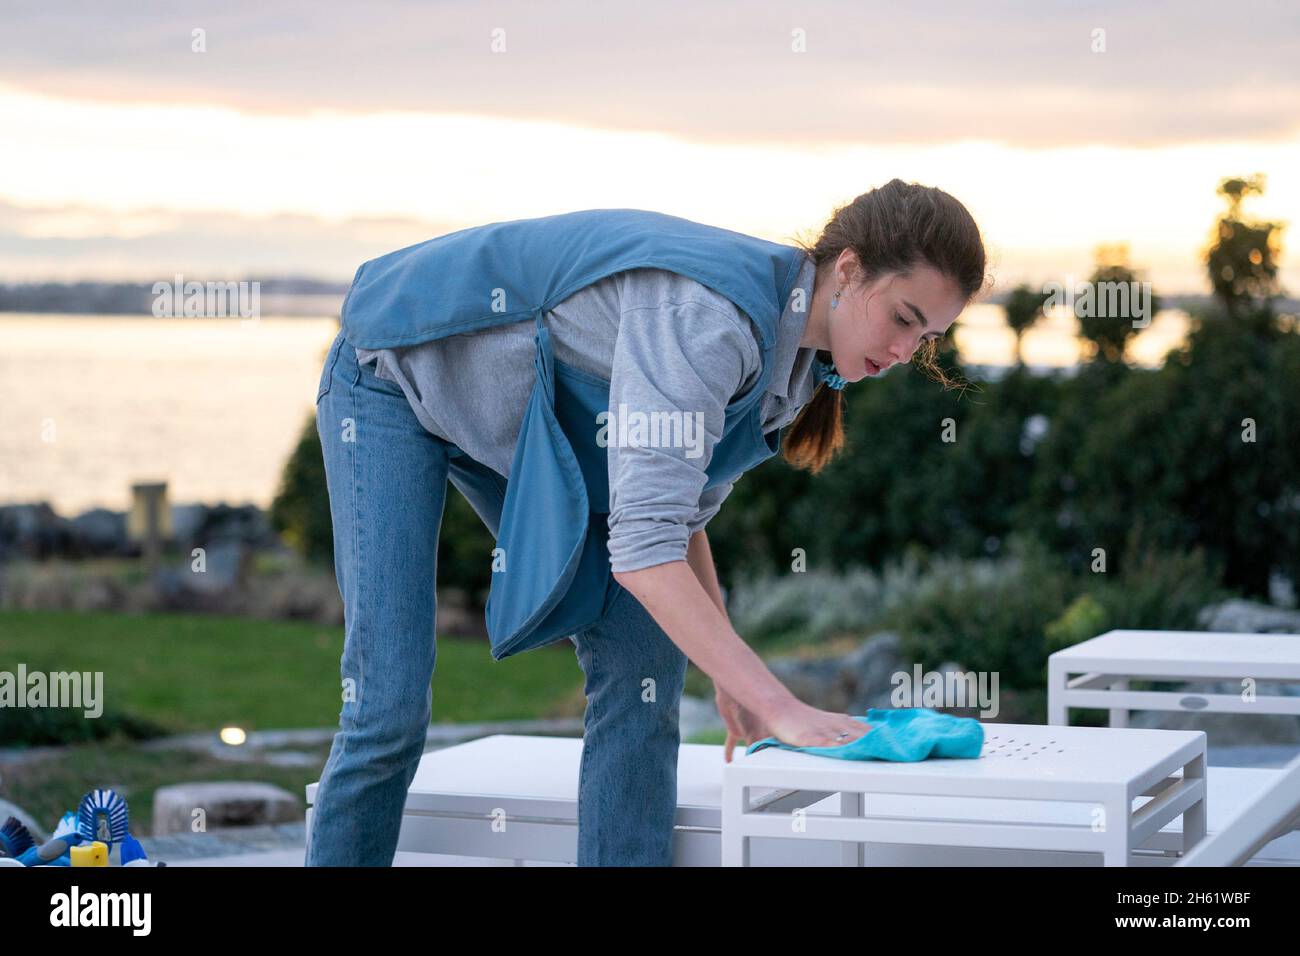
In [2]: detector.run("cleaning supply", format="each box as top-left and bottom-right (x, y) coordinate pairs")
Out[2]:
(77, 789), (129, 849)
(0, 816), (35, 858)
(16, 812), (81, 866)
(746, 706), (984, 761)
(119, 833), (148, 866)
(10, 802), (165, 867)
(70, 841), (109, 867)
(17, 837), (73, 866)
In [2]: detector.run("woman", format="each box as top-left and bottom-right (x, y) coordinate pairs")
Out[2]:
(306, 178), (987, 866)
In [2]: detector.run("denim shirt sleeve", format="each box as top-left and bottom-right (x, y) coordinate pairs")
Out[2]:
(605, 279), (760, 573)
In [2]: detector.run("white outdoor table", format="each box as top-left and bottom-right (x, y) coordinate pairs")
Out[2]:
(721, 722), (1208, 866)
(1048, 629), (1300, 728)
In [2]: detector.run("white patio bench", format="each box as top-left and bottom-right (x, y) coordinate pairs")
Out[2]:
(1049, 628), (1300, 865)
(306, 729), (1294, 866)
(305, 734), (849, 866)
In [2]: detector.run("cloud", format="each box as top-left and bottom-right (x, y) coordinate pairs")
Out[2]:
(2, 0), (1297, 148)
(0, 199), (444, 281)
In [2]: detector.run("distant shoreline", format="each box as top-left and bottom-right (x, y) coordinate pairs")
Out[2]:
(0, 280), (349, 316)
(2, 281), (1293, 316)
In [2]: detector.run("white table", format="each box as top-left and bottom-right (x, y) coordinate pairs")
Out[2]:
(1048, 629), (1300, 728)
(721, 722), (1208, 866)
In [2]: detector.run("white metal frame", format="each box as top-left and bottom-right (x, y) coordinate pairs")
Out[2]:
(1047, 629), (1300, 728)
(1176, 752), (1300, 866)
(720, 722), (1207, 867)
(1048, 628), (1300, 865)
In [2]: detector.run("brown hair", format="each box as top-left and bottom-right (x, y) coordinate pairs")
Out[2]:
(782, 179), (989, 474)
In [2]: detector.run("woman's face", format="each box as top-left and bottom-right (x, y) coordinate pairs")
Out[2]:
(825, 251), (967, 382)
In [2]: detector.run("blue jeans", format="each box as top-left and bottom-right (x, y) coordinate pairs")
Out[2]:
(305, 330), (689, 866)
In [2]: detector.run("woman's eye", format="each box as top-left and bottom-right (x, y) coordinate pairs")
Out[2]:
(895, 312), (910, 327)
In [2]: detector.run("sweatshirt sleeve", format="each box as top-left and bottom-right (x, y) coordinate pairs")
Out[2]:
(686, 479), (735, 537)
(605, 280), (760, 573)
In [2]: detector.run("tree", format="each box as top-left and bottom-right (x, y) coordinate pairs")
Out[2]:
(1204, 174), (1286, 324)
(1076, 243), (1160, 365)
(1002, 283), (1052, 365)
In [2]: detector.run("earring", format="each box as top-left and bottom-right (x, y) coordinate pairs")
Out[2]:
(831, 290), (841, 310)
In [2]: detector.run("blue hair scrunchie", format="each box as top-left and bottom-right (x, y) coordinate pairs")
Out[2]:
(813, 358), (847, 391)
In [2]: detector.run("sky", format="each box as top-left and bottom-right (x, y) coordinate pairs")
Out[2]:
(1, 0), (1297, 295)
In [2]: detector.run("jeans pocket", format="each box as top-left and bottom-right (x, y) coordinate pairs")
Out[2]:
(316, 332), (345, 404)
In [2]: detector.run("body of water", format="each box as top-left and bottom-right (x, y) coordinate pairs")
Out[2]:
(0, 305), (1191, 516)
(1, 314), (340, 515)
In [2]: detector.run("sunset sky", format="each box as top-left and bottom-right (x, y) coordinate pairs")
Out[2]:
(2, 0), (1297, 295)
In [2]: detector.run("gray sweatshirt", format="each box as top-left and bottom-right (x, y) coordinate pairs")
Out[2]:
(354, 255), (818, 572)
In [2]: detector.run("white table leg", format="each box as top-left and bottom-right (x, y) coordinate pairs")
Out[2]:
(1181, 751), (1208, 855)
(837, 791), (864, 866)
(721, 782), (750, 867)
(1109, 679), (1130, 727)
(1047, 659), (1068, 726)
(1103, 794), (1131, 866)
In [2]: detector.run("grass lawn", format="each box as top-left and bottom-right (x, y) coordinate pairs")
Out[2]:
(0, 734), (338, 838)
(0, 608), (588, 737)
(0, 608), (594, 836)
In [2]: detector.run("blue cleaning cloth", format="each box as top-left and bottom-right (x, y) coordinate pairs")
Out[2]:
(746, 707), (984, 761)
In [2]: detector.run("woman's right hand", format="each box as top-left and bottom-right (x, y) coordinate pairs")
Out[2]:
(762, 697), (874, 750)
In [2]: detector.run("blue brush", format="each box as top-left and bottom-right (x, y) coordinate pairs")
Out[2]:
(77, 789), (130, 848)
(17, 836), (74, 866)
(0, 816), (35, 858)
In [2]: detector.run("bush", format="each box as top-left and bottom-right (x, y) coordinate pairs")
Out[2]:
(1044, 593), (1109, 656)
(269, 414), (334, 568)
(704, 309), (1298, 605)
(883, 534), (1075, 691)
(726, 553), (925, 649)
(0, 706), (168, 748)
(268, 412), (497, 602)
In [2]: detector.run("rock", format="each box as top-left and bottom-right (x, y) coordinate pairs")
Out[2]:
(150, 540), (251, 607)
(767, 631), (906, 713)
(189, 504), (277, 550)
(169, 504), (209, 547)
(1197, 598), (1300, 634)
(0, 503), (76, 560)
(184, 539), (251, 593)
(69, 508), (129, 556)
(151, 782), (300, 836)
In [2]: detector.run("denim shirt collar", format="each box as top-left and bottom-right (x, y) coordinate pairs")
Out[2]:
(766, 254), (818, 404)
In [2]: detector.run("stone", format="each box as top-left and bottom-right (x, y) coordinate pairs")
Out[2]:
(1197, 598), (1300, 634)
(151, 782), (300, 836)
(766, 631), (906, 714)
(70, 508), (129, 556)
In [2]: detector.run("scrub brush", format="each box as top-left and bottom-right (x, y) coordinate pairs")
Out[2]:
(0, 816), (35, 858)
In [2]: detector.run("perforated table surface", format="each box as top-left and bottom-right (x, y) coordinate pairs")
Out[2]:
(721, 721), (1209, 866)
